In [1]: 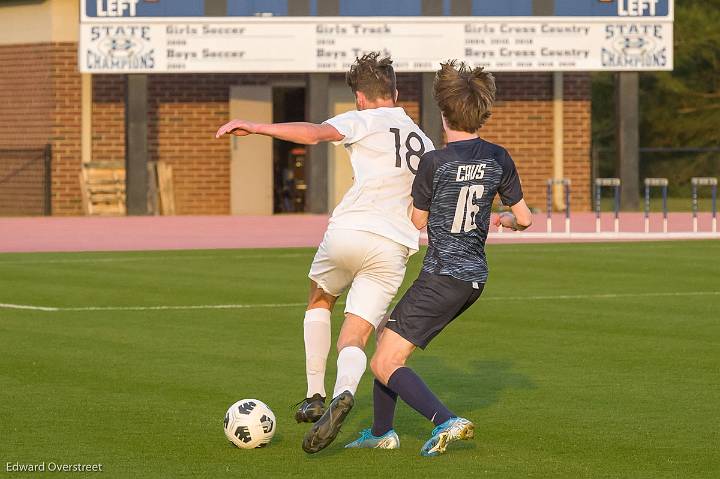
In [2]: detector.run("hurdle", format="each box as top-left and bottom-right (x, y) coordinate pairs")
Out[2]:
(546, 178), (571, 234)
(595, 178), (621, 234)
(691, 177), (718, 233)
(644, 178), (669, 233)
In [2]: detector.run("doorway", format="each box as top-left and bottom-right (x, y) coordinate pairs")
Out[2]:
(272, 87), (306, 213)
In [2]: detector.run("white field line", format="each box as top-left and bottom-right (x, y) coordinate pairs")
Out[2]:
(0, 303), (59, 312)
(60, 303), (309, 312)
(483, 291), (720, 301)
(0, 253), (310, 265)
(1, 291), (718, 313)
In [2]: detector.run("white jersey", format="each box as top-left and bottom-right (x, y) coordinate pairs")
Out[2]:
(324, 107), (434, 252)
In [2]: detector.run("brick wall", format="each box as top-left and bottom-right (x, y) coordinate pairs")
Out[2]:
(563, 73), (592, 211)
(0, 44), (52, 216)
(483, 73), (554, 210)
(92, 75), (126, 164)
(91, 72), (422, 215)
(92, 73), (311, 214)
(482, 72), (592, 211)
(1, 44), (590, 216)
(0, 42), (83, 215)
(396, 73), (421, 123)
(148, 74), (237, 215)
(51, 43), (83, 215)
(394, 72), (591, 211)
(0, 44), (54, 148)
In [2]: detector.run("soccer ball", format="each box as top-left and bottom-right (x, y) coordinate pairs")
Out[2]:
(223, 399), (276, 449)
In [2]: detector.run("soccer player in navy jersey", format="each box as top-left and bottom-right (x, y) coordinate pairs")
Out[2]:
(345, 61), (533, 456)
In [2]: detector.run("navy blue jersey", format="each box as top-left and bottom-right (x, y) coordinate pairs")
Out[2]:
(412, 138), (523, 283)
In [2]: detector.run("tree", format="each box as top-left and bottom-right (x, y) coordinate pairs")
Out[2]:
(640, 0), (720, 147)
(592, 1), (720, 194)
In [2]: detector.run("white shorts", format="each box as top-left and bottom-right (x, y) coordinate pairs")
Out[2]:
(308, 229), (410, 329)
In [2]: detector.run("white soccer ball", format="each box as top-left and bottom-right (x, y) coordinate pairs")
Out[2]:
(223, 399), (276, 449)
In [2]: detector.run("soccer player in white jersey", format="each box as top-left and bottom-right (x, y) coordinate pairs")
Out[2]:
(215, 53), (434, 454)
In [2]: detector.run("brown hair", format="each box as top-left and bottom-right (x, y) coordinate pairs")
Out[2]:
(346, 52), (396, 101)
(433, 60), (496, 133)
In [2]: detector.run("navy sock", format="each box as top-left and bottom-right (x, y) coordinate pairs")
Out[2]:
(371, 379), (398, 437)
(387, 367), (455, 426)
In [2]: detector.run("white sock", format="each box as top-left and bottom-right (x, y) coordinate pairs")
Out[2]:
(303, 308), (331, 398)
(332, 346), (367, 398)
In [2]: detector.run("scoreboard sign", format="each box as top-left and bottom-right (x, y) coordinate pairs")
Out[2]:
(79, 0), (674, 73)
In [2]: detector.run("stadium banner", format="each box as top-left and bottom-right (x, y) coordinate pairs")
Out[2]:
(81, 1), (674, 20)
(79, 1), (674, 73)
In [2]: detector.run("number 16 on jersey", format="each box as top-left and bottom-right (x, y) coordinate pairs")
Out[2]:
(451, 185), (485, 234)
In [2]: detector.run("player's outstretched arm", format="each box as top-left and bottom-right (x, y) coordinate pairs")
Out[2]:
(493, 199), (533, 231)
(215, 120), (343, 145)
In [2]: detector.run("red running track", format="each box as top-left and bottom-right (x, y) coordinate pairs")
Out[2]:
(0, 215), (329, 253)
(0, 213), (716, 253)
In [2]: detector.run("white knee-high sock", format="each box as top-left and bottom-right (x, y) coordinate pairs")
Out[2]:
(304, 308), (332, 398)
(333, 346), (367, 398)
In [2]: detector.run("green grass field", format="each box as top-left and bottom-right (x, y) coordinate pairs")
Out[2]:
(1, 242), (719, 478)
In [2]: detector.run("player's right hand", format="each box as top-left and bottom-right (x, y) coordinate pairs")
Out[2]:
(215, 119), (258, 138)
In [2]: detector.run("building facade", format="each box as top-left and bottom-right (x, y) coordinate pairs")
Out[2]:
(0, 0), (592, 216)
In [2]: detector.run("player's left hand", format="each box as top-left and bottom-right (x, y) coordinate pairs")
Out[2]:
(493, 212), (517, 230)
(215, 119), (258, 138)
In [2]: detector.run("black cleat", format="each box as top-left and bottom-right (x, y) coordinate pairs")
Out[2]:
(294, 393), (326, 423)
(302, 390), (354, 454)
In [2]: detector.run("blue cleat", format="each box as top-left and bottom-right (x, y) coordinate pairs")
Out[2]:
(420, 417), (474, 457)
(345, 428), (400, 449)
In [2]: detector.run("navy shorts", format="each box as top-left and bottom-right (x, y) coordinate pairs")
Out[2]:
(386, 272), (484, 349)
